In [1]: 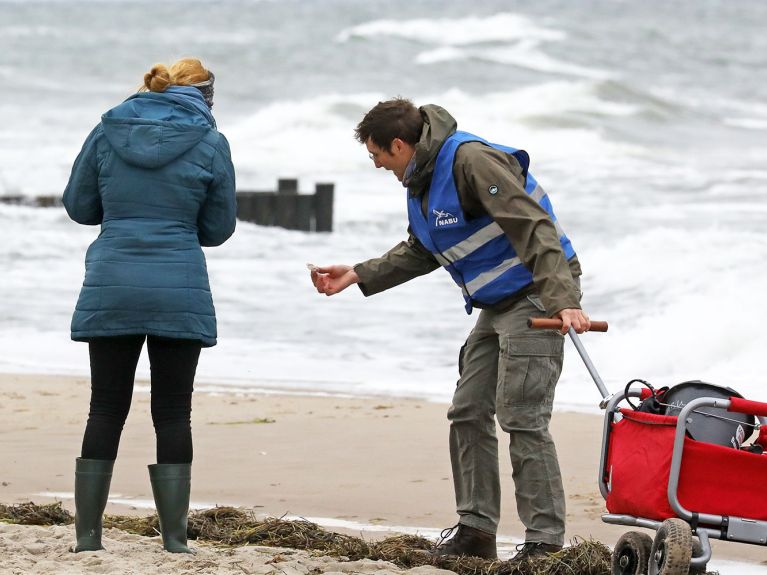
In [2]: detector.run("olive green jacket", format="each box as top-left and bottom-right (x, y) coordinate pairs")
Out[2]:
(354, 105), (582, 316)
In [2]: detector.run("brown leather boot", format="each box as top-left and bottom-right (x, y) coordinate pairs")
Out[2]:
(433, 524), (497, 560)
(509, 542), (563, 562)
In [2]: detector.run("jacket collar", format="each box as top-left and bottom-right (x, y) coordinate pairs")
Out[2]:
(407, 104), (457, 196)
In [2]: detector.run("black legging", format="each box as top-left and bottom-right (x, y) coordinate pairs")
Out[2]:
(81, 335), (202, 464)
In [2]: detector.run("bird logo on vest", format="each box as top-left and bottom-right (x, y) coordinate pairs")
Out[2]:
(433, 209), (459, 227)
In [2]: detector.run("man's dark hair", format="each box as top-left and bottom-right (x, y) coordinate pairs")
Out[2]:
(354, 98), (423, 150)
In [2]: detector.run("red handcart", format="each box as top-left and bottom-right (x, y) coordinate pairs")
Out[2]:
(529, 318), (767, 575)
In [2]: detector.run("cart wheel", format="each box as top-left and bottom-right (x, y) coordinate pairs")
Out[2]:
(648, 518), (693, 575)
(612, 531), (653, 575)
(688, 539), (707, 575)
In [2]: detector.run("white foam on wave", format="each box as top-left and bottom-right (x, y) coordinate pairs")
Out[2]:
(556, 224), (767, 408)
(0, 139), (84, 197)
(477, 43), (611, 79)
(4, 61), (635, 197)
(415, 46), (468, 65)
(336, 13), (564, 46)
(649, 87), (767, 138)
(712, 167), (767, 184)
(214, 81), (639, 233)
(436, 82), (636, 127)
(415, 84), (638, 171)
(223, 81), (636, 194)
(723, 117), (767, 130)
(416, 41), (610, 79)
(337, 12), (609, 80)
(223, 92), (381, 189)
(709, 93), (767, 116)
(3, 199), (767, 411)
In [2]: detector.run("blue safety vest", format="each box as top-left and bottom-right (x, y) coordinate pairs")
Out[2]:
(407, 131), (575, 314)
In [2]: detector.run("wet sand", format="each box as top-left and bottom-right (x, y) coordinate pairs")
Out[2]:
(0, 372), (764, 571)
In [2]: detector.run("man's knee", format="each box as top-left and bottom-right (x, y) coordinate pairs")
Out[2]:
(448, 399), (495, 427)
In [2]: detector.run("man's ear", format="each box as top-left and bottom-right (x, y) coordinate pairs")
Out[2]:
(392, 138), (411, 156)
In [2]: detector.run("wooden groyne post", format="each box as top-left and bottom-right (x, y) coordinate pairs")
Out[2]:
(235, 178), (334, 232)
(0, 195), (62, 207)
(0, 178), (335, 233)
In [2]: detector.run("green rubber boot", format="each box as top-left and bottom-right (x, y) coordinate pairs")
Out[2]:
(73, 457), (114, 552)
(148, 463), (193, 553)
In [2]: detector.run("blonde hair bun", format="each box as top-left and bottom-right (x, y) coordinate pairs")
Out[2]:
(144, 64), (172, 92)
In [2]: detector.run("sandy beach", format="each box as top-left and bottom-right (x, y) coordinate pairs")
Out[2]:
(1, 372), (765, 573)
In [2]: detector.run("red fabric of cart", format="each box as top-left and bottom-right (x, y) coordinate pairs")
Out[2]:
(604, 409), (767, 521)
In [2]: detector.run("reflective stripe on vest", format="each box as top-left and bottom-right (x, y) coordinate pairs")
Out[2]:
(407, 131), (576, 313)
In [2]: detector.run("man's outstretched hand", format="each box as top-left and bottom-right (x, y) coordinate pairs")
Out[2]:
(309, 264), (359, 296)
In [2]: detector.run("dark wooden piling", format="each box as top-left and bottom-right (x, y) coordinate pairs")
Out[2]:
(0, 195), (25, 205)
(275, 178), (298, 230)
(0, 178), (334, 232)
(235, 179), (334, 232)
(36, 195), (62, 207)
(0, 195), (63, 207)
(314, 183), (334, 232)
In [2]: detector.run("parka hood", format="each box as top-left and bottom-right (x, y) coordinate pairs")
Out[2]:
(407, 104), (458, 194)
(101, 87), (213, 169)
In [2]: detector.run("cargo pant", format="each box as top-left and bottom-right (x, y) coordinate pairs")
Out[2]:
(447, 294), (566, 546)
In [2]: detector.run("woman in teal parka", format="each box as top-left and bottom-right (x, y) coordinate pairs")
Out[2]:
(63, 58), (236, 554)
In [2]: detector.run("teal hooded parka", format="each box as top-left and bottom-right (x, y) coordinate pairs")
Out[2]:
(63, 87), (236, 347)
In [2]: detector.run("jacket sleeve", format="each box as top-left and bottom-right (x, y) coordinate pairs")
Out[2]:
(454, 143), (581, 316)
(354, 231), (440, 296)
(198, 133), (237, 247)
(63, 126), (103, 225)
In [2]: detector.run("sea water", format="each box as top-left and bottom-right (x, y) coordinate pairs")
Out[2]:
(1, 0), (767, 412)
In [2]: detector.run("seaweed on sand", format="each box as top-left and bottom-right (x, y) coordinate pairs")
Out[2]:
(0, 502), (715, 575)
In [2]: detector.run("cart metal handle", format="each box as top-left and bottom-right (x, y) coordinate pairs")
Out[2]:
(728, 396), (767, 418)
(527, 318), (611, 404)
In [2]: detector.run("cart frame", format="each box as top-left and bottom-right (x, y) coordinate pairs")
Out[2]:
(527, 320), (767, 574)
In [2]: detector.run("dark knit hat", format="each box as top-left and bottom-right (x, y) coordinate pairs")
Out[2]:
(191, 72), (215, 108)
